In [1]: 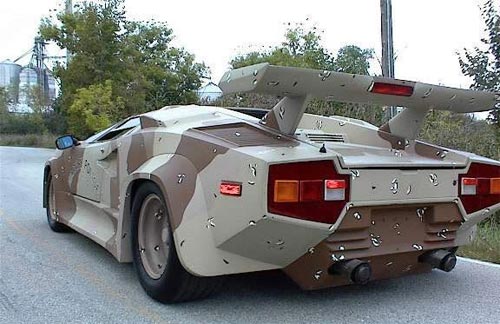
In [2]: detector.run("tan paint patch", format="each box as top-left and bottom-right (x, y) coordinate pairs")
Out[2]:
(414, 141), (446, 160)
(51, 147), (85, 223)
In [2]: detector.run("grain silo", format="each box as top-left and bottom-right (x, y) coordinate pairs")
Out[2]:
(45, 72), (57, 102)
(18, 67), (38, 106)
(0, 60), (22, 99)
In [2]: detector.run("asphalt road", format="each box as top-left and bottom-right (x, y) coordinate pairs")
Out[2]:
(0, 146), (499, 324)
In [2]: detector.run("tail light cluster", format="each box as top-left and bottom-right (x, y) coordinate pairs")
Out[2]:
(268, 160), (350, 224)
(459, 162), (500, 214)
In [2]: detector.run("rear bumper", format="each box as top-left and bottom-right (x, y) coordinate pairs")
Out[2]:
(284, 203), (463, 290)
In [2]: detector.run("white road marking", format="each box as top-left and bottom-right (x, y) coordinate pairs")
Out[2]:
(458, 256), (500, 268)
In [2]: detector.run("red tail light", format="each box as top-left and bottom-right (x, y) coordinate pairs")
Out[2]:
(220, 182), (242, 196)
(369, 81), (414, 97)
(268, 161), (350, 224)
(459, 163), (500, 213)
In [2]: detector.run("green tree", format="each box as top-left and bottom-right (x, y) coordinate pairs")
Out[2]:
(231, 23), (335, 70)
(458, 0), (500, 125)
(39, 0), (207, 130)
(335, 45), (374, 75)
(420, 111), (498, 160)
(223, 22), (381, 125)
(0, 87), (7, 115)
(67, 80), (124, 138)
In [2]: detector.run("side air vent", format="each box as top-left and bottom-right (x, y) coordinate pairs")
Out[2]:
(306, 133), (345, 143)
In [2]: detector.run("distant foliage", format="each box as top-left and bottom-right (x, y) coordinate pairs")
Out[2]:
(231, 22), (336, 70)
(422, 0), (500, 164)
(39, 0), (207, 134)
(220, 22), (382, 124)
(419, 111), (499, 161)
(0, 87), (7, 114)
(0, 113), (47, 135)
(0, 86), (50, 135)
(458, 0), (500, 125)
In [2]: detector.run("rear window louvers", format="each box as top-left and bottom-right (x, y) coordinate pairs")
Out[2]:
(306, 133), (345, 143)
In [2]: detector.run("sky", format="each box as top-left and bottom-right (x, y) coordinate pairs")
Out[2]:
(0, 0), (490, 89)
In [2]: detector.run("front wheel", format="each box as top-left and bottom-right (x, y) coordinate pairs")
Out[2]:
(45, 174), (71, 233)
(131, 182), (222, 303)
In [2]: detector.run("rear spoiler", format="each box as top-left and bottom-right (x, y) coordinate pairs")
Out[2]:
(218, 63), (499, 138)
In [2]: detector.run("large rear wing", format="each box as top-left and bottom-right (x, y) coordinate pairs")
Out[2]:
(218, 63), (499, 137)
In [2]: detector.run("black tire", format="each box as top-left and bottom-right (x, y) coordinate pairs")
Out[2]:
(131, 182), (223, 303)
(45, 174), (71, 233)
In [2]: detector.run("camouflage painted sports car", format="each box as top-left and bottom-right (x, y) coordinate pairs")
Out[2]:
(44, 63), (500, 303)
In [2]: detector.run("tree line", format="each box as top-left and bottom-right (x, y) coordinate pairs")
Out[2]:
(0, 0), (498, 163)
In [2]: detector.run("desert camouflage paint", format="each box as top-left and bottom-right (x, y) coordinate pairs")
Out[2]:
(44, 64), (500, 289)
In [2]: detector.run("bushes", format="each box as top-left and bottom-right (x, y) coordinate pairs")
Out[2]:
(0, 113), (46, 134)
(419, 110), (499, 161)
(0, 133), (57, 148)
(0, 111), (68, 135)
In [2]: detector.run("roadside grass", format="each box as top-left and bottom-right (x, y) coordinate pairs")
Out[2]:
(458, 218), (500, 264)
(0, 133), (57, 149)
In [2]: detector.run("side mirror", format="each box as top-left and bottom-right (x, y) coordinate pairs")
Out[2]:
(55, 135), (78, 150)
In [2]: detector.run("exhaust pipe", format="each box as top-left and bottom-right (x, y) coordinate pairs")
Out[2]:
(329, 259), (372, 284)
(419, 249), (457, 272)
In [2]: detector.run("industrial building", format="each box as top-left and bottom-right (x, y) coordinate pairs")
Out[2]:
(196, 82), (223, 102)
(0, 37), (59, 113)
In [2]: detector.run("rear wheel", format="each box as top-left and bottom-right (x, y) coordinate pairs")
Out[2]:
(45, 174), (71, 233)
(131, 182), (222, 303)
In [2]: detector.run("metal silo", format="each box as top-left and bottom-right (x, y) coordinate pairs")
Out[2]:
(18, 67), (38, 106)
(0, 60), (22, 99)
(45, 72), (57, 102)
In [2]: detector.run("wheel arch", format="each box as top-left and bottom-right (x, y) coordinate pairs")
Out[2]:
(43, 163), (52, 208)
(117, 154), (205, 264)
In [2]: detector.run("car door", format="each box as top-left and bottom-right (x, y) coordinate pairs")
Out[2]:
(73, 117), (140, 203)
(74, 141), (109, 202)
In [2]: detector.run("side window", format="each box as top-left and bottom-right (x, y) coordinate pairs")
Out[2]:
(86, 124), (116, 143)
(93, 117), (140, 143)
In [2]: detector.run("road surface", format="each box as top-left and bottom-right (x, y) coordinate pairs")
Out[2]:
(0, 146), (499, 324)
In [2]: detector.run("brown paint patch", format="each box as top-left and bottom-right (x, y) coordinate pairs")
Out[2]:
(140, 115), (165, 129)
(110, 176), (120, 209)
(379, 122), (391, 133)
(175, 131), (231, 172)
(151, 156), (197, 231)
(284, 203), (462, 290)
(194, 122), (296, 147)
(127, 133), (148, 173)
(377, 127), (406, 150)
(261, 110), (280, 131)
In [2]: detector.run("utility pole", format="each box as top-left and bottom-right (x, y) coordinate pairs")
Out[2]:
(65, 0), (73, 66)
(380, 0), (397, 120)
